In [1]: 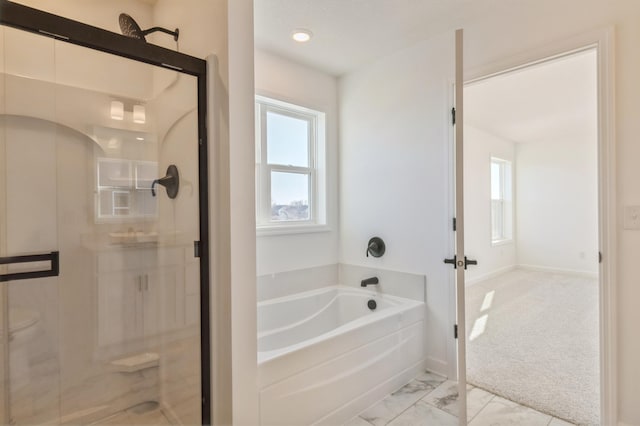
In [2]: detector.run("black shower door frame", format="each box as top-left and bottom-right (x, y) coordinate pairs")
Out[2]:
(0, 1), (212, 424)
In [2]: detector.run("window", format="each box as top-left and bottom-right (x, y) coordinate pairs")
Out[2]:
(255, 96), (326, 232)
(491, 157), (513, 244)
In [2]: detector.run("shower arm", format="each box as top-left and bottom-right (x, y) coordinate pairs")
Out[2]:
(141, 27), (179, 41)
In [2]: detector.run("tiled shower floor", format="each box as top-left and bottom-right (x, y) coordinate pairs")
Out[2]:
(345, 371), (576, 426)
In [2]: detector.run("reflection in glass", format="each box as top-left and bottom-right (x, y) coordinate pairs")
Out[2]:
(0, 24), (202, 426)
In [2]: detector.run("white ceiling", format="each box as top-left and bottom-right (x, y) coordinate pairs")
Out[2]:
(254, 0), (476, 76)
(465, 49), (597, 144)
(254, 2), (596, 144)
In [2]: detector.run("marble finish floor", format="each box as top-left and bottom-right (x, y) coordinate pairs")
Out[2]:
(345, 371), (575, 426)
(90, 402), (172, 425)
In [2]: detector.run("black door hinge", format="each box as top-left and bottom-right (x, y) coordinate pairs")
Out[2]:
(451, 107), (456, 125)
(453, 217), (457, 231)
(454, 324), (458, 339)
(599, 251), (603, 263)
(194, 241), (201, 258)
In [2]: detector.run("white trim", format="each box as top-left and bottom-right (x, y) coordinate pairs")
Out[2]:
(256, 223), (331, 237)
(490, 157), (513, 244)
(490, 239), (513, 247)
(424, 356), (449, 378)
(596, 27), (617, 426)
(465, 264), (598, 286)
(445, 79), (457, 381)
(462, 27), (617, 426)
(454, 28), (468, 426)
(517, 264), (599, 280)
(254, 95), (328, 233)
(465, 265), (517, 286)
(465, 27), (610, 83)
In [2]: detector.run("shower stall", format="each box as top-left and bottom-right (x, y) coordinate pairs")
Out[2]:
(0, 2), (210, 424)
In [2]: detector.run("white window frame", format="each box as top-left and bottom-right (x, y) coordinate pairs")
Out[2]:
(490, 157), (513, 245)
(255, 95), (327, 235)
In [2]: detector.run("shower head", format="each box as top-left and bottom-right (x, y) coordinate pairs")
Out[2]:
(118, 13), (179, 42)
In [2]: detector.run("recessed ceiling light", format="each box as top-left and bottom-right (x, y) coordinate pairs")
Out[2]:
(292, 29), (312, 43)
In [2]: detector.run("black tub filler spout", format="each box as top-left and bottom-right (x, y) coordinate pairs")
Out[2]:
(361, 277), (379, 287)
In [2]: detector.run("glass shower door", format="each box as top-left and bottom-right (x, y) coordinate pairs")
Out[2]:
(0, 26), (62, 426)
(0, 22), (203, 426)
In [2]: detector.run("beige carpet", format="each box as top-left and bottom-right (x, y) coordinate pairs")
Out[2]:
(465, 268), (600, 425)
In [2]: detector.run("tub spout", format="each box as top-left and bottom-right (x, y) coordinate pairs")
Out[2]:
(361, 277), (379, 287)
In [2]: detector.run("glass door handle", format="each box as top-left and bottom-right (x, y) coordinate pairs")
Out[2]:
(0, 251), (59, 282)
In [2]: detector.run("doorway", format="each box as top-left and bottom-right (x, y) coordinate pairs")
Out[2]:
(462, 48), (601, 425)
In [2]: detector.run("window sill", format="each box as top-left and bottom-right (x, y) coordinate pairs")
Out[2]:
(256, 223), (330, 237)
(491, 238), (513, 247)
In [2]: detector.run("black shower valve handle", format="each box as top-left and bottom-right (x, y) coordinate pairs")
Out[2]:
(366, 237), (386, 258)
(151, 164), (180, 199)
(151, 175), (173, 197)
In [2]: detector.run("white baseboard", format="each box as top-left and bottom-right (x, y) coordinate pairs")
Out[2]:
(466, 264), (598, 285)
(424, 356), (449, 378)
(466, 265), (517, 286)
(517, 264), (599, 279)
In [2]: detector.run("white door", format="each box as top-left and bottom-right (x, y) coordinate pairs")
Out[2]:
(444, 29), (471, 426)
(453, 29), (471, 426)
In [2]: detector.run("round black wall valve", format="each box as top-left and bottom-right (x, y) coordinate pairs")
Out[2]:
(367, 299), (377, 310)
(366, 237), (386, 257)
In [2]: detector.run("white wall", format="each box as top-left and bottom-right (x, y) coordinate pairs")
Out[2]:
(227, 1), (260, 424)
(463, 125), (517, 283)
(149, 2), (260, 424)
(155, 1), (259, 424)
(249, 1), (640, 423)
(230, 0), (640, 423)
(254, 49), (339, 276)
(464, 123), (598, 280)
(339, 31), (456, 376)
(516, 135), (599, 274)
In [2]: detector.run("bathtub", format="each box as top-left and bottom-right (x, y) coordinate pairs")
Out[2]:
(257, 285), (426, 426)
